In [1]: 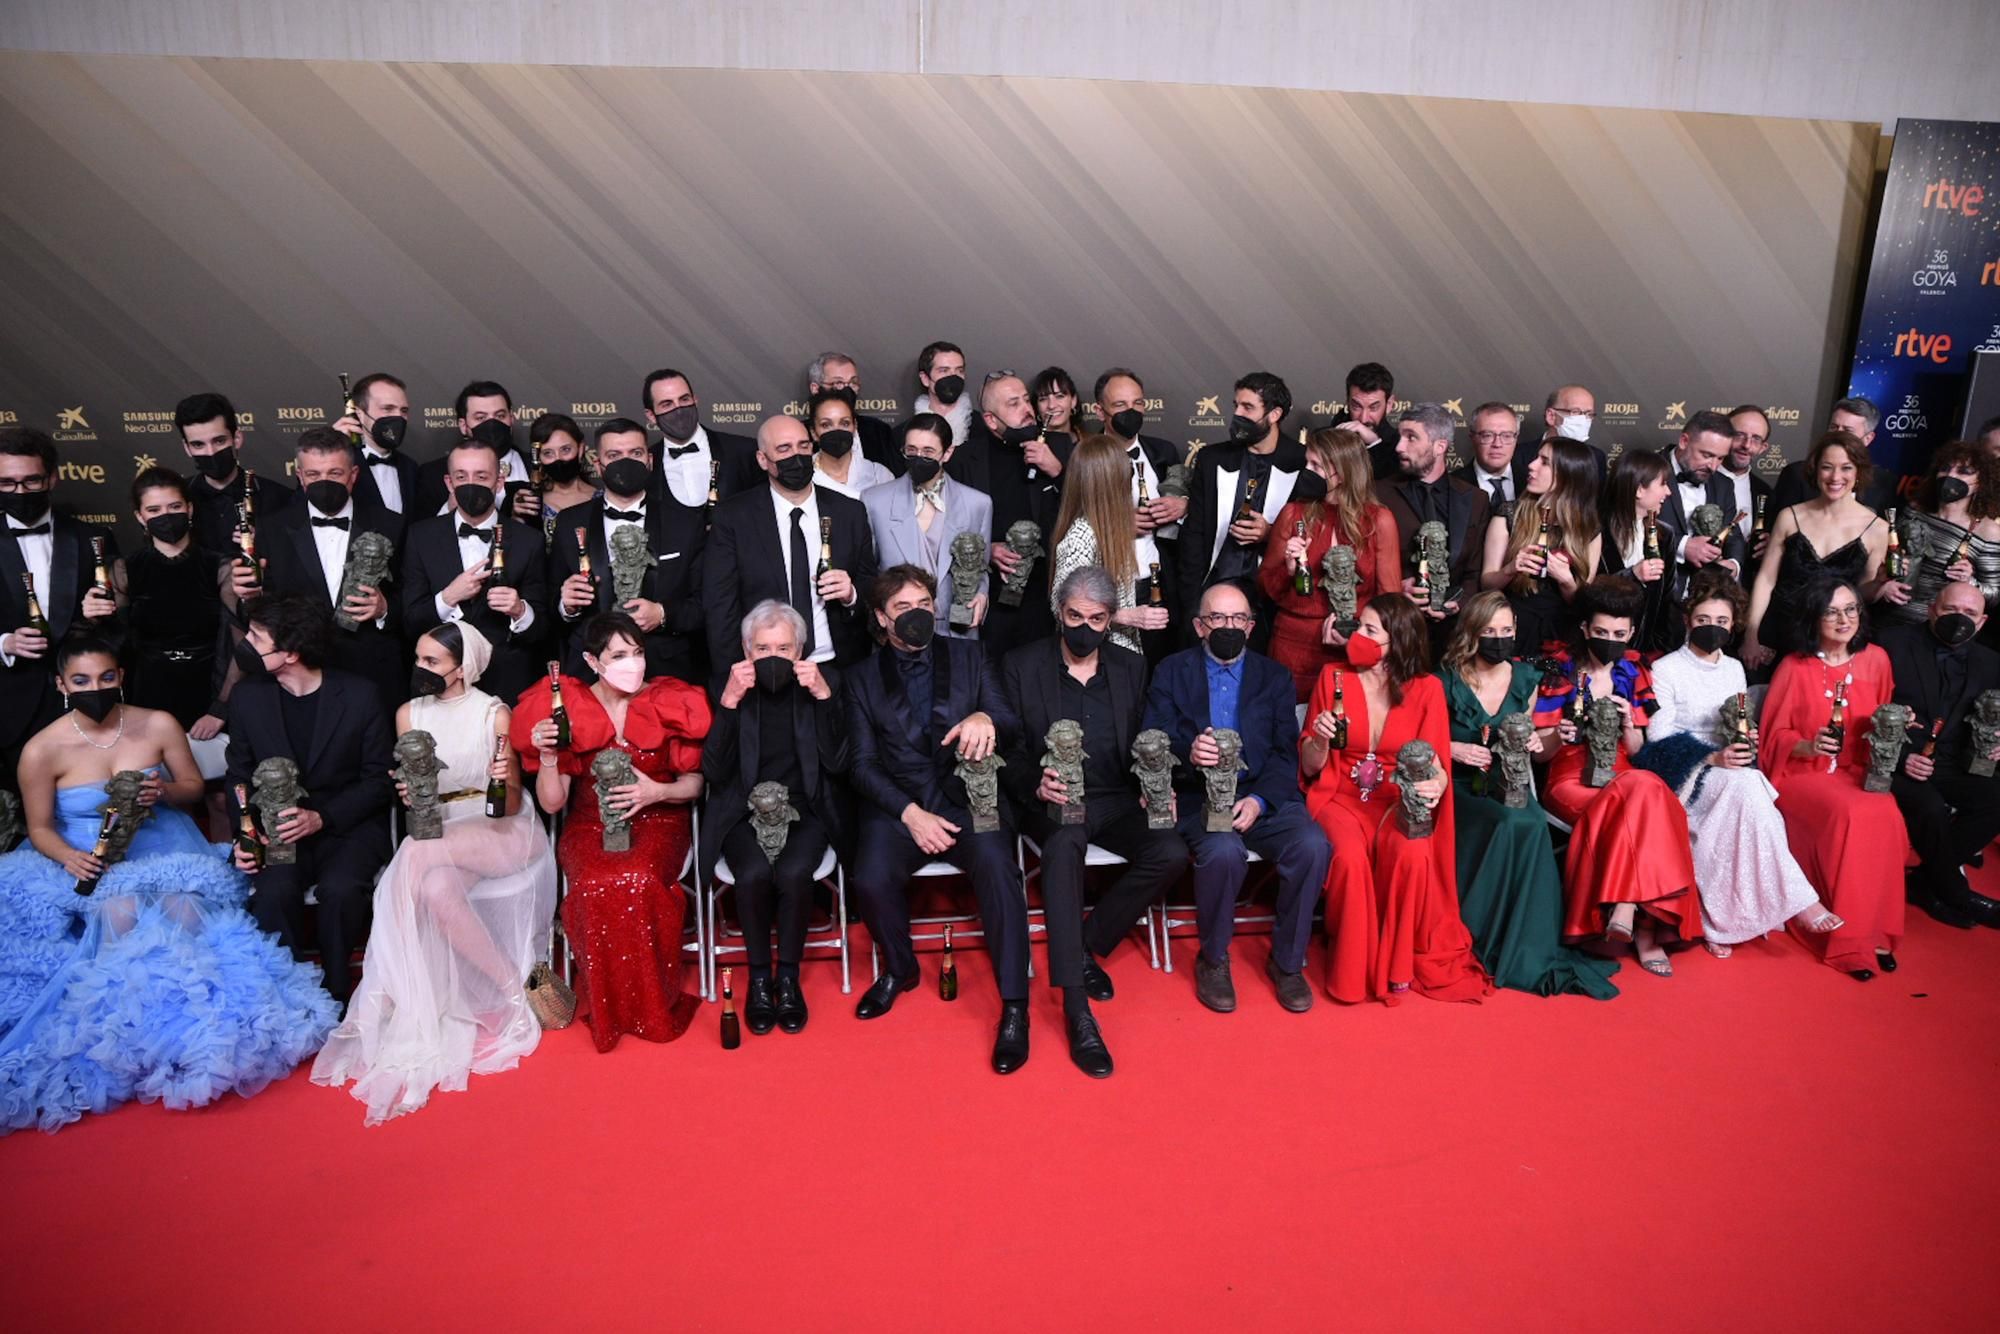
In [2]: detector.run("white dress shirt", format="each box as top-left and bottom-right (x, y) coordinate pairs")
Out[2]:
(1720, 465), (1754, 539)
(2, 513), (54, 666)
(437, 510), (535, 633)
(770, 486), (837, 663)
(1473, 466), (1514, 507)
(1122, 441), (1164, 574)
(361, 446), (403, 513)
(308, 501), (354, 604)
(659, 425), (714, 508)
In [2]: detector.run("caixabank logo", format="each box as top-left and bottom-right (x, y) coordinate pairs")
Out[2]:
(1186, 394), (1225, 430)
(121, 410), (176, 436)
(1914, 249), (1958, 296)
(54, 406), (96, 443)
(709, 400), (763, 426)
(1656, 401), (1689, 431)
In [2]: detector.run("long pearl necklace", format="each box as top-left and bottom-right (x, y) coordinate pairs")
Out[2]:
(70, 704), (125, 750)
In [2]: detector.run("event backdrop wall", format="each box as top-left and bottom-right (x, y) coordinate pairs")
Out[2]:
(0, 52), (1876, 539)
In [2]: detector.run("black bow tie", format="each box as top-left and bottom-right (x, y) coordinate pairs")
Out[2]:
(9, 523), (50, 538)
(1127, 446), (1142, 460)
(605, 509), (646, 523)
(311, 516), (350, 530)
(666, 443), (699, 459)
(457, 521), (493, 540)
(1676, 470), (1701, 487)
(364, 454), (396, 467)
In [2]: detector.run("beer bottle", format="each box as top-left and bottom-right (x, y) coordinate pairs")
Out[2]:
(1148, 560), (1165, 607)
(74, 809), (117, 896)
(1292, 519), (1313, 596)
(574, 527), (593, 582)
(21, 572), (49, 640)
(90, 536), (113, 600)
(548, 661), (572, 749)
(939, 924), (959, 1001)
(1330, 671), (1349, 751)
(1644, 517), (1662, 563)
(530, 440), (545, 491)
(1921, 718), (1944, 758)
(707, 460), (720, 510)
(1825, 678), (1848, 773)
(1884, 509), (1905, 580)
(484, 734), (510, 819)
(338, 372), (362, 447)
(816, 516), (834, 580)
(719, 967), (742, 1049)
(242, 469), (258, 522)
(1135, 459), (1151, 506)
(234, 782), (265, 871)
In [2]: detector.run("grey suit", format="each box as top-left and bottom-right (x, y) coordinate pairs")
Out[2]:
(861, 474), (993, 638)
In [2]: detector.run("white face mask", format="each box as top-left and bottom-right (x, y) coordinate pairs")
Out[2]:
(595, 656), (646, 693)
(1555, 412), (1592, 443)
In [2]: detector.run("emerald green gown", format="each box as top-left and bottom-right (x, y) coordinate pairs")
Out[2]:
(1440, 663), (1619, 999)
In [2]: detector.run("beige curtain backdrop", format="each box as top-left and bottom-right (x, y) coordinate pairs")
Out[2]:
(0, 53), (1875, 531)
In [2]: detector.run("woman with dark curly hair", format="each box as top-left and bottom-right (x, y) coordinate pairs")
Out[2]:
(1873, 441), (2000, 626)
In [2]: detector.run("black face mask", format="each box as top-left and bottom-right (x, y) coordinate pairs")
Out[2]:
(469, 418), (513, 454)
(1585, 635), (1629, 666)
(774, 455), (816, 492)
(1291, 470), (1329, 503)
(540, 456), (582, 485)
(1687, 623), (1732, 654)
(816, 429), (855, 459)
(410, 665), (450, 698)
(904, 455), (942, 486)
(1476, 635), (1516, 664)
(1205, 626), (1247, 661)
(1935, 612), (1978, 647)
(453, 483), (495, 518)
(1002, 422), (1041, 447)
(304, 479), (350, 515)
(68, 686), (121, 723)
(370, 415), (408, 452)
(1109, 408), (1145, 439)
(657, 405), (699, 442)
(930, 374), (965, 406)
(144, 512), (192, 544)
(1937, 475), (1972, 505)
(893, 608), (936, 650)
(753, 655), (794, 693)
(193, 447), (238, 481)
(233, 639), (274, 678)
(0, 492), (51, 526)
(1228, 413), (1266, 444)
(601, 458), (650, 498)
(1062, 622), (1106, 657)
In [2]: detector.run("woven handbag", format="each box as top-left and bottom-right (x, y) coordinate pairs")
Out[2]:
(525, 962), (576, 1030)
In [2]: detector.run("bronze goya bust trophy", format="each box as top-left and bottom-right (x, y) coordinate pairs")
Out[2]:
(1203, 728), (1249, 832)
(1042, 719), (1088, 825)
(1320, 544), (1360, 634)
(591, 748), (639, 852)
(1395, 739), (1441, 838)
(250, 756), (307, 865)
(1492, 712), (1537, 810)
(998, 520), (1043, 608)
(1580, 696), (1624, 788)
(747, 781), (799, 864)
(1129, 728), (1177, 830)
(954, 751), (1006, 833)
(1969, 689), (2000, 778)
(393, 729), (445, 840)
(947, 531), (986, 629)
(1864, 702), (1913, 793)
(609, 524), (657, 606)
(334, 531), (395, 632)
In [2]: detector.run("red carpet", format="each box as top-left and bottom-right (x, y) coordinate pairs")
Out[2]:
(6, 914), (1999, 1331)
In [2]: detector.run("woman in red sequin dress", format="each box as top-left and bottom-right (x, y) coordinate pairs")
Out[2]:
(511, 612), (712, 1051)
(1299, 592), (1488, 1006)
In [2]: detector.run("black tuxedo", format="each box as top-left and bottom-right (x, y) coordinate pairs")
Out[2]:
(189, 468), (293, 562)
(1659, 465), (1750, 611)
(847, 637), (1028, 996)
(550, 492), (707, 685)
(703, 484), (878, 679)
(1450, 457), (1535, 514)
(259, 497), (408, 710)
(412, 449), (532, 520)
(980, 428), (1071, 662)
(652, 427), (764, 505)
(1373, 471), (1492, 597)
(224, 671), (393, 1002)
(353, 448), (421, 518)
(400, 511), (551, 704)
(0, 513), (116, 786)
(1880, 623), (2000, 913)
(1176, 438), (1308, 641)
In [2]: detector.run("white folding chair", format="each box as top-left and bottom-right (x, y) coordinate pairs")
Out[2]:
(705, 844), (851, 997)
(868, 859), (1040, 980)
(1018, 834), (1160, 970)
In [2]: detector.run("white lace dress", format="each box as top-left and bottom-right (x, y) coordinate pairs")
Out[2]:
(312, 688), (558, 1123)
(1048, 518), (1142, 654)
(1648, 647), (1821, 943)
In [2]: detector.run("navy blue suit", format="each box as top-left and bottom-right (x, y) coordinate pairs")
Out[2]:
(1141, 646), (1329, 973)
(844, 637), (1029, 998)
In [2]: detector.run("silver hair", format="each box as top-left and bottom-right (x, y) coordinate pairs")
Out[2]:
(1400, 402), (1456, 444)
(741, 599), (807, 654)
(808, 351), (857, 387)
(1831, 396), (1880, 431)
(1055, 564), (1119, 614)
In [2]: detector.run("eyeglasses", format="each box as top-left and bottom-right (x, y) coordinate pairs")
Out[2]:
(1471, 430), (1519, 444)
(983, 370), (1017, 383)
(1555, 407), (1595, 420)
(1201, 612), (1254, 629)
(1821, 605), (1861, 622)
(903, 448), (944, 462)
(0, 476), (50, 494)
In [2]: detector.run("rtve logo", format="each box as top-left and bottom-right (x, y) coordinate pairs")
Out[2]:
(1893, 328), (1953, 363)
(1984, 259), (2000, 285)
(1923, 177), (1984, 217)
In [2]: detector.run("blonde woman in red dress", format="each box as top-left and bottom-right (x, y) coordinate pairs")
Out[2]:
(1300, 592), (1488, 1006)
(1758, 576), (1911, 980)
(511, 610), (712, 1050)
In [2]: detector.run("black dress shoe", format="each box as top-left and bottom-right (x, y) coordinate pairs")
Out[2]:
(1264, 957), (1314, 1013)
(1081, 952), (1115, 1002)
(1065, 1008), (1114, 1078)
(744, 976), (777, 1035)
(854, 971), (920, 1020)
(774, 975), (808, 1033)
(1875, 949), (1899, 974)
(1194, 955), (1236, 1013)
(1966, 891), (2000, 929)
(1913, 887), (1979, 929)
(1849, 968), (1875, 982)
(991, 1001), (1030, 1074)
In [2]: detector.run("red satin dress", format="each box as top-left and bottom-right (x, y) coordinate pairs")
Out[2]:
(512, 675), (712, 1052)
(1534, 655), (1702, 941)
(1760, 647), (1909, 973)
(1259, 500), (1402, 702)
(1301, 669), (1490, 1005)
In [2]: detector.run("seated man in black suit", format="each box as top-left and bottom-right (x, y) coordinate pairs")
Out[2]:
(1316, 360), (1401, 480)
(1881, 581), (2000, 929)
(643, 367), (762, 509)
(551, 417), (707, 685)
(175, 391), (294, 559)
(238, 426), (406, 710)
(1002, 564), (1190, 1078)
(1452, 401), (1532, 512)
(700, 599), (847, 1038)
(226, 595), (394, 1006)
(703, 415), (878, 682)
(331, 371), (419, 517)
(844, 565), (1031, 1074)
(807, 350), (902, 478)
(400, 437), (550, 704)
(411, 380), (540, 521)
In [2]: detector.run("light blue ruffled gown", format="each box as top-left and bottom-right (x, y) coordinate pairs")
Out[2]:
(0, 775), (338, 1134)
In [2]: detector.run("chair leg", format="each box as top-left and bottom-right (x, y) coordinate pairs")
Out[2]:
(836, 867), (851, 995)
(1157, 904), (1175, 973)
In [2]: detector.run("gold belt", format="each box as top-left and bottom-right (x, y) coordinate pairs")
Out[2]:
(438, 789), (484, 804)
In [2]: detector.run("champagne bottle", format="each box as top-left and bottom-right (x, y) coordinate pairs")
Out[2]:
(707, 460), (720, 509)
(1951, 533), (1973, 568)
(1644, 517), (1662, 563)
(939, 924), (959, 1001)
(1884, 509), (1905, 580)
(548, 662), (572, 749)
(234, 782), (265, 871)
(1532, 505), (1553, 563)
(1752, 494), (1768, 536)
(1921, 718), (1944, 758)
(338, 372), (362, 446)
(489, 525), (506, 582)
(1412, 551), (1430, 600)
(1734, 691), (1753, 746)
(21, 572), (48, 640)
(242, 469), (258, 522)
(1135, 459), (1151, 506)
(816, 516), (834, 580)
(90, 536), (112, 599)
(719, 967), (742, 1049)
(530, 440), (545, 490)
(484, 734), (510, 819)
(574, 527), (593, 582)
(1568, 671), (1591, 744)
(1148, 561), (1165, 606)
(1330, 671), (1349, 750)
(73, 809), (117, 896)
(1292, 519), (1313, 596)
(1826, 678), (1848, 773)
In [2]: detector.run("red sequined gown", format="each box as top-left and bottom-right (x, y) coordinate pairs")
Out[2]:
(1760, 647), (1909, 972)
(1300, 669), (1489, 1005)
(512, 675), (712, 1052)
(1258, 500), (1403, 703)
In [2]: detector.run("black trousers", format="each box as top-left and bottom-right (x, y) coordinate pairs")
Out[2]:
(1893, 765), (2000, 903)
(851, 806), (1029, 1000)
(250, 822), (389, 1002)
(721, 814), (829, 972)
(1025, 790), (1189, 989)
